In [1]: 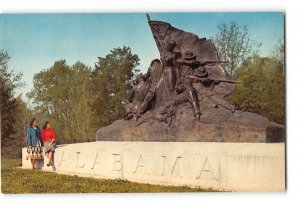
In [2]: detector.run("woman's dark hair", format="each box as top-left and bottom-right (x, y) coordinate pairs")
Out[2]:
(29, 117), (36, 127)
(43, 121), (49, 130)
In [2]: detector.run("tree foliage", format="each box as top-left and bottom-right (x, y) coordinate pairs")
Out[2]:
(14, 97), (32, 144)
(27, 46), (140, 143)
(229, 54), (285, 124)
(92, 46), (140, 126)
(211, 21), (261, 78)
(272, 38), (284, 66)
(0, 50), (25, 143)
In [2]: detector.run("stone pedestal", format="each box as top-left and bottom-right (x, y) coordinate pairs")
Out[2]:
(22, 141), (285, 191)
(96, 104), (285, 143)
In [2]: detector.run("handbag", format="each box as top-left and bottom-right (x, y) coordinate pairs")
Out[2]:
(26, 146), (34, 160)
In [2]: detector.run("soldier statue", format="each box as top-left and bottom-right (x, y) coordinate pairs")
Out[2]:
(135, 59), (163, 117)
(173, 51), (207, 121)
(123, 74), (149, 120)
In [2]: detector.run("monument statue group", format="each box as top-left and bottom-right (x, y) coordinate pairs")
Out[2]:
(123, 16), (238, 124)
(96, 15), (284, 143)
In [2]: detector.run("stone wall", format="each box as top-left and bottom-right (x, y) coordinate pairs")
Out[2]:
(22, 141), (285, 191)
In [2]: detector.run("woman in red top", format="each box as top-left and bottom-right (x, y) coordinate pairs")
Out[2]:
(42, 121), (57, 166)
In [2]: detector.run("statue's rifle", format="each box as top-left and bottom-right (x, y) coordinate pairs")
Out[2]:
(198, 60), (229, 65)
(187, 75), (240, 83)
(209, 78), (241, 84)
(176, 59), (229, 66)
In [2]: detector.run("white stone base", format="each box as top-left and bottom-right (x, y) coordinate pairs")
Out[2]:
(22, 141), (285, 191)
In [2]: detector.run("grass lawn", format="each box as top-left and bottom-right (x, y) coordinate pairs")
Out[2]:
(1, 157), (215, 193)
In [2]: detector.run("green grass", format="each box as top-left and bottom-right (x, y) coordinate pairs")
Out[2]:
(1, 157), (215, 193)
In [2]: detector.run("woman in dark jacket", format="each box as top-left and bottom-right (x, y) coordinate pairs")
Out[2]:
(27, 117), (44, 169)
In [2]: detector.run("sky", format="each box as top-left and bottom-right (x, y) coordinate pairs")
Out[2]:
(0, 12), (284, 100)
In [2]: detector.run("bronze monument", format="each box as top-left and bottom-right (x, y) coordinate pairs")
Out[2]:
(97, 15), (284, 143)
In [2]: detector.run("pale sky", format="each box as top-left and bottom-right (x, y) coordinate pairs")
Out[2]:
(0, 12), (284, 100)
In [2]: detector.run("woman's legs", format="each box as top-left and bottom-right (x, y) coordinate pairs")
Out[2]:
(46, 152), (51, 166)
(48, 151), (54, 165)
(51, 152), (54, 165)
(45, 152), (49, 162)
(31, 159), (36, 169)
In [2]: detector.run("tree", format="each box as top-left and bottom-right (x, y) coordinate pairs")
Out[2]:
(272, 38), (285, 76)
(14, 98), (32, 145)
(5, 97), (33, 157)
(229, 55), (285, 124)
(272, 38), (284, 64)
(92, 46), (140, 126)
(211, 21), (261, 78)
(66, 62), (99, 142)
(27, 60), (98, 143)
(0, 50), (25, 144)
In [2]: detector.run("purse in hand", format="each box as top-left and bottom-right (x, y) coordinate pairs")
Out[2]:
(26, 146), (34, 160)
